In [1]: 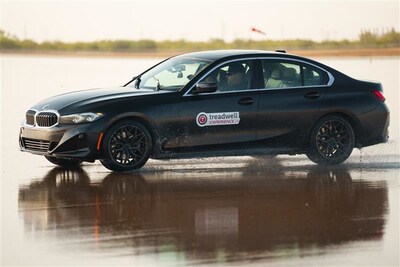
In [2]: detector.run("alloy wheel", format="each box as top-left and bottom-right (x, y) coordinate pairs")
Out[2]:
(108, 124), (148, 166)
(101, 120), (151, 171)
(306, 115), (355, 165)
(315, 120), (353, 160)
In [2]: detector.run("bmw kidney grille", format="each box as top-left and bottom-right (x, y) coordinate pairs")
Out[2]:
(26, 110), (58, 127)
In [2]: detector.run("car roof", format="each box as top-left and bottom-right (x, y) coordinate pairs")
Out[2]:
(178, 50), (289, 61)
(174, 49), (347, 80)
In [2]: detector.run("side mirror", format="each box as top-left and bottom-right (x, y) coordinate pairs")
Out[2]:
(194, 82), (218, 94)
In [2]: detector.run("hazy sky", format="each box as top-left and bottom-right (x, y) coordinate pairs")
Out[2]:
(1, 0), (399, 42)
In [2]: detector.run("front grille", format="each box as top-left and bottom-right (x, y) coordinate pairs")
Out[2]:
(22, 138), (50, 152)
(36, 112), (58, 127)
(26, 110), (36, 126)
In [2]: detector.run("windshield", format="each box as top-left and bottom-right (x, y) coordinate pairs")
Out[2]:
(127, 56), (212, 91)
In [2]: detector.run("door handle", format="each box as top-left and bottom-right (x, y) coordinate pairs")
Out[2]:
(304, 92), (320, 100)
(238, 97), (254, 105)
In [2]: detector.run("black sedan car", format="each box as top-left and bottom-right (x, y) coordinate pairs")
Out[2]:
(19, 50), (390, 171)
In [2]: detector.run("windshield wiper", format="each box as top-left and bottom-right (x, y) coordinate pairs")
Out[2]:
(134, 75), (141, 89)
(152, 76), (162, 91)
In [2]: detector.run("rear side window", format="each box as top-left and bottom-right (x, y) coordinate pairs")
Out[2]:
(262, 59), (329, 89)
(302, 65), (327, 86)
(262, 61), (301, 88)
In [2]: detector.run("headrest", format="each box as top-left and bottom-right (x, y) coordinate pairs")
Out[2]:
(227, 63), (245, 74)
(270, 70), (280, 79)
(283, 68), (297, 79)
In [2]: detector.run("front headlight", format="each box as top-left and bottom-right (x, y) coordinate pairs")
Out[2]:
(59, 112), (104, 124)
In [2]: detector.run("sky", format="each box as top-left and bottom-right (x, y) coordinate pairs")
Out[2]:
(0, 0), (399, 43)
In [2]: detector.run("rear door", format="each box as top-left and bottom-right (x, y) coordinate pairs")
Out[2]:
(256, 58), (330, 147)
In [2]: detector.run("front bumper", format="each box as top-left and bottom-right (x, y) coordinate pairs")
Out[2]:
(19, 121), (105, 160)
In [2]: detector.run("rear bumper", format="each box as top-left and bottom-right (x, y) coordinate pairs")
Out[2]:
(19, 121), (105, 160)
(357, 103), (390, 147)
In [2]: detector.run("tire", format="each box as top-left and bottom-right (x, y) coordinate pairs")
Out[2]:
(45, 155), (82, 168)
(306, 115), (355, 165)
(100, 120), (152, 172)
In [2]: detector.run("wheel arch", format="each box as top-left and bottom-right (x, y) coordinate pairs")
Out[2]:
(99, 113), (157, 157)
(311, 112), (362, 146)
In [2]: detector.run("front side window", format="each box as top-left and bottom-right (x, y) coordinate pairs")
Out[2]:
(129, 56), (212, 91)
(197, 60), (254, 93)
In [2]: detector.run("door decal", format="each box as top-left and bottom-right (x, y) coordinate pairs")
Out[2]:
(196, 112), (240, 127)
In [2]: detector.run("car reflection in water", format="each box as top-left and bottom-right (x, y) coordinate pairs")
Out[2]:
(19, 158), (388, 264)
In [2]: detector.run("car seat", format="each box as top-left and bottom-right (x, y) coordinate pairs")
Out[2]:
(265, 70), (284, 88)
(282, 67), (301, 87)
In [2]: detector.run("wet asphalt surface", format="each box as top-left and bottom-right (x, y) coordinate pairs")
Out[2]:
(2, 153), (398, 266)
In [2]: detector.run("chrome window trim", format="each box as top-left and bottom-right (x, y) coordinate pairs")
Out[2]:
(185, 88), (262, 97)
(183, 56), (335, 97)
(24, 109), (60, 129)
(259, 84), (331, 92)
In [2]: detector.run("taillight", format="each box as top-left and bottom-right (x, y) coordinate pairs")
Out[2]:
(371, 90), (386, 102)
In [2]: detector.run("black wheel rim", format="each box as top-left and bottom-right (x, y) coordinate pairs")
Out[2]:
(108, 125), (148, 166)
(316, 120), (352, 160)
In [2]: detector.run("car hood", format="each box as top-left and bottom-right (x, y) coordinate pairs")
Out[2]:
(30, 87), (171, 112)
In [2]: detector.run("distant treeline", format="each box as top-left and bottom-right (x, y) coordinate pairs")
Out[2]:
(0, 28), (399, 53)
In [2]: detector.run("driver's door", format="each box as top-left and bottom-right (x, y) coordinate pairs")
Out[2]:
(176, 59), (259, 148)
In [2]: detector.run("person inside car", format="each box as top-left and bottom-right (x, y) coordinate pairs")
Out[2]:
(221, 63), (248, 91)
